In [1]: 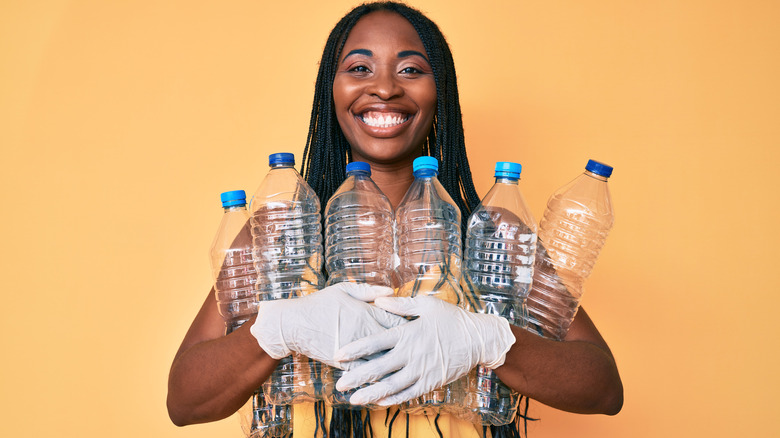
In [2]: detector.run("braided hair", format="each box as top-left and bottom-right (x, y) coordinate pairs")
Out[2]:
(301, 1), (480, 232)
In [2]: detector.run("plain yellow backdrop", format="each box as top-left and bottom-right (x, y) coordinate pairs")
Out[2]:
(2, 0), (778, 437)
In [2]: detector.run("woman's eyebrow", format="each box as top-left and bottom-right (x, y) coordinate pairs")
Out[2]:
(398, 50), (429, 63)
(342, 49), (373, 63)
(341, 49), (429, 64)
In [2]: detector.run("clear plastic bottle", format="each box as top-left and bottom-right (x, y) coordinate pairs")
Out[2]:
(459, 162), (537, 426)
(324, 161), (395, 288)
(526, 159), (615, 341)
(249, 152), (326, 405)
(210, 190), (258, 334)
(209, 190), (292, 438)
(395, 156), (464, 415)
(462, 162), (537, 326)
(323, 161), (395, 409)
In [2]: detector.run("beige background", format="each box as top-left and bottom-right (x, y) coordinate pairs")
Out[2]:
(1, 0), (778, 437)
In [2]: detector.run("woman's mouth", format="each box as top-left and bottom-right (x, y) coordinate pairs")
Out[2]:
(359, 111), (410, 128)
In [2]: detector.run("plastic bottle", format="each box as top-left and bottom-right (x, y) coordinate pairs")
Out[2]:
(249, 152), (326, 405)
(323, 161), (395, 409)
(395, 156), (464, 415)
(526, 159), (615, 341)
(209, 190), (292, 438)
(210, 190), (258, 334)
(459, 162), (536, 426)
(462, 162), (537, 326)
(324, 161), (395, 288)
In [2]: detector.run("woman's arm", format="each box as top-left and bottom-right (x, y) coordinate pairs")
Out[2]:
(166, 289), (278, 426)
(493, 307), (624, 415)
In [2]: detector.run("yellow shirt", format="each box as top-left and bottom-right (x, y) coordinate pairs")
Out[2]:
(293, 403), (482, 437)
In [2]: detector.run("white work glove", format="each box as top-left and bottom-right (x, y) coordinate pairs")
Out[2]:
(250, 283), (406, 369)
(334, 295), (516, 406)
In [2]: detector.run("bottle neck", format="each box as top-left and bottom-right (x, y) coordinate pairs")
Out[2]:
(494, 177), (520, 185)
(413, 168), (438, 179)
(223, 205), (247, 213)
(584, 170), (609, 182)
(270, 163), (295, 169)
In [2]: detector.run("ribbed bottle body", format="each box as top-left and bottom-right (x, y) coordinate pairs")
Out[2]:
(462, 194), (537, 325)
(213, 248), (257, 333)
(526, 163), (614, 340)
(324, 169), (395, 288)
(395, 174), (463, 304)
(210, 196), (259, 334)
(251, 199), (324, 301)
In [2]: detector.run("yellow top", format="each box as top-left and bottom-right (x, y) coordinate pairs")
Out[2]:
(293, 403), (482, 438)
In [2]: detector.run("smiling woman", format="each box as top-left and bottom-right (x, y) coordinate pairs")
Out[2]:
(333, 11), (437, 173)
(167, 2), (622, 438)
(301, 2), (481, 221)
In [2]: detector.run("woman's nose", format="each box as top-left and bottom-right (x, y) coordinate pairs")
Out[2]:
(365, 70), (403, 100)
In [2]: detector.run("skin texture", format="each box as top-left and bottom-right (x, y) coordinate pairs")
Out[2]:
(498, 310), (623, 415)
(167, 10), (622, 427)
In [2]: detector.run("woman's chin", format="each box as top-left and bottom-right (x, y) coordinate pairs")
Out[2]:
(350, 144), (423, 167)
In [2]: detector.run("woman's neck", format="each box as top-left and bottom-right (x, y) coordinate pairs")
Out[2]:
(366, 162), (416, 209)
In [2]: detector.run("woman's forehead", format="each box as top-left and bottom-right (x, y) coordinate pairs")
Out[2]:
(342, 10), (425, 54)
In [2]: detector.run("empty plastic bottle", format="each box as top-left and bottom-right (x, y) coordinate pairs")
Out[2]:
(209, 190), (292, 438)
(526, 159), (615, 341)
(210, 190), (258, 334)
(395, 156), (463, 303)
(324, 161), (395, 288)
(459, 162), (536, 426)
(395, 156), (464, 415)
(462, 162), (537, 325)
(249, 152), (326, 405)
(323, 161), (395, 409)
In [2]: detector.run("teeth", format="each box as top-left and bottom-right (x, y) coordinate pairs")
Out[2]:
(361, 112), (408, 128)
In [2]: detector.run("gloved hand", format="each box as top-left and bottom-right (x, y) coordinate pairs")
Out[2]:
(250, 282), (406, 369)
(334, 295), (516, 406)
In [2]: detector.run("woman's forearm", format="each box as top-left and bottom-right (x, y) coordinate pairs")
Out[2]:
(167, 295), (278, 426)
(493, 308), (624, 415)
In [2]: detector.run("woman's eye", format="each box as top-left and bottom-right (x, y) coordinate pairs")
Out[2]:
(400, 67), (422, 75)
(349, 65), (371, 73)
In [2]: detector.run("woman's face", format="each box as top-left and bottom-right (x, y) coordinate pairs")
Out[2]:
(333, 11), (437, 167)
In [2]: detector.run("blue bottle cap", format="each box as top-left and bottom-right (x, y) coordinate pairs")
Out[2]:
(220, 190), (247, 207)
(413, 156), (438, 173)
(268, 153), (295, 166)
(586, 159), (613, 178)
(346, 161), (371, 175)
(494, 161), (522, 179)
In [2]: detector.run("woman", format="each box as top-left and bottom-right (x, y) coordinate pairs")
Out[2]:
(167, 2), (623, 436)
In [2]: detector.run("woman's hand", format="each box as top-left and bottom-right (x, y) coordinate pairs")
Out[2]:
(333, 296), (516, 406)
(250, 282), (406, 369)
